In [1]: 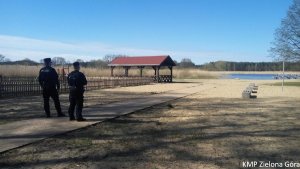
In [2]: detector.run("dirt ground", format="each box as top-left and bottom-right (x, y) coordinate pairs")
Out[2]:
(0, 82), (198, 125)
(0, 79), (300, 169)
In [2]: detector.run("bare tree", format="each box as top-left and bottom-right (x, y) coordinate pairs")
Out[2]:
(270, 0), (300, 61)
(179, 58), (195, 67)
(103, 54), (127, 64)
(52, 57), (66, 65)
(75, 59), (84, 63)
(0, 54), (5, 62)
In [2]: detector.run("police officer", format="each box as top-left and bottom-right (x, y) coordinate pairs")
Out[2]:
(38, 58), (65, 117)
(67, 62), (87, 121)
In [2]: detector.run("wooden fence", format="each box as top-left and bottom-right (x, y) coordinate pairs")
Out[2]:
(0, 76), (153, 98)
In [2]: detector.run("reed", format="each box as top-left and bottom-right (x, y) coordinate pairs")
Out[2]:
(0, 65), (42, 77)
(0, 65), (220, 79)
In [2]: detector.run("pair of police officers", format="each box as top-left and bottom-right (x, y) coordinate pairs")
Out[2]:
(38, 58), (87, 121)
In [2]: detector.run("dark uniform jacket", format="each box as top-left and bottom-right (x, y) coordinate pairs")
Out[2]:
(67, 70), (87, 92)
(38, 66), (60, 90)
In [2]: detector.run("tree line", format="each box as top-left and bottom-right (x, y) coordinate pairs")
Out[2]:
(1, 54), (300, 71)
(0, 55), (196, 68)
(198, 61), (300, 71)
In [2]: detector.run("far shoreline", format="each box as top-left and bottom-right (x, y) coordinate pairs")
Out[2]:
(208, 71), (300, 74)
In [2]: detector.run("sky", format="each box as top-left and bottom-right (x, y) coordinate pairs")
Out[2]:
(0, 0), (293, 64)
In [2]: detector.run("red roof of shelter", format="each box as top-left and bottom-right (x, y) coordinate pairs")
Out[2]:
(108, 55), (176, 66)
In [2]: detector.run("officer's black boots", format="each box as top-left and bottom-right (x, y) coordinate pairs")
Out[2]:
(77, 118), (86, 122)
(57, 113), (66, 117)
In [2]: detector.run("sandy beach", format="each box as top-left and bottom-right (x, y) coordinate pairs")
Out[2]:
(0, 79), (300, 168)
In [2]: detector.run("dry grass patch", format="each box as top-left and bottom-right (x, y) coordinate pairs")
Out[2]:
(0, 65), (220, 79)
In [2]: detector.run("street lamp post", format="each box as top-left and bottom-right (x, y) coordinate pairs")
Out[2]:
(282, 60), (285, 92)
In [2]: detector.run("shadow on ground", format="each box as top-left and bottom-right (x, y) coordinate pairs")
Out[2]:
(0, 89), (168, 125)
(0, 94), (299, 169)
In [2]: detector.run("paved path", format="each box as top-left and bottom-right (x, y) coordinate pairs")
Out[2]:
(0, 84), (206, 153)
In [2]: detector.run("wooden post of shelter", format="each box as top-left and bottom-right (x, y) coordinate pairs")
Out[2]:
(110, 66), (115, 77)
(152, 66), (156, 81)
(138, 66), (145, 77)
(168, 66), (173, 82)
(156, 66), (160, 82)
(152, 66), (156, 75)
(123, 66), (130, 77)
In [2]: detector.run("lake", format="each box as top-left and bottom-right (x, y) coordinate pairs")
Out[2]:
(224, 74), (276, 80)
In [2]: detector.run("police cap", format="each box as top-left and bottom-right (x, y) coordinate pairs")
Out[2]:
(44, 58), (51, 63)
(73, 61), (80, 67)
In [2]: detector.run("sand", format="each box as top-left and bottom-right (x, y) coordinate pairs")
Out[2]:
(0, 79), (300, 169)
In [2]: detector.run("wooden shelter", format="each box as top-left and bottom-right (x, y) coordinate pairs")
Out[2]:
(108, 55), (176, 82)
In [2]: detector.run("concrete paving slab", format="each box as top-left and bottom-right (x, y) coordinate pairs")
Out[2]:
(0, 84), (206, 153)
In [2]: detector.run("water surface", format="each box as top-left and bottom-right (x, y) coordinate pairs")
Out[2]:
(225, 74), (275, 80)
